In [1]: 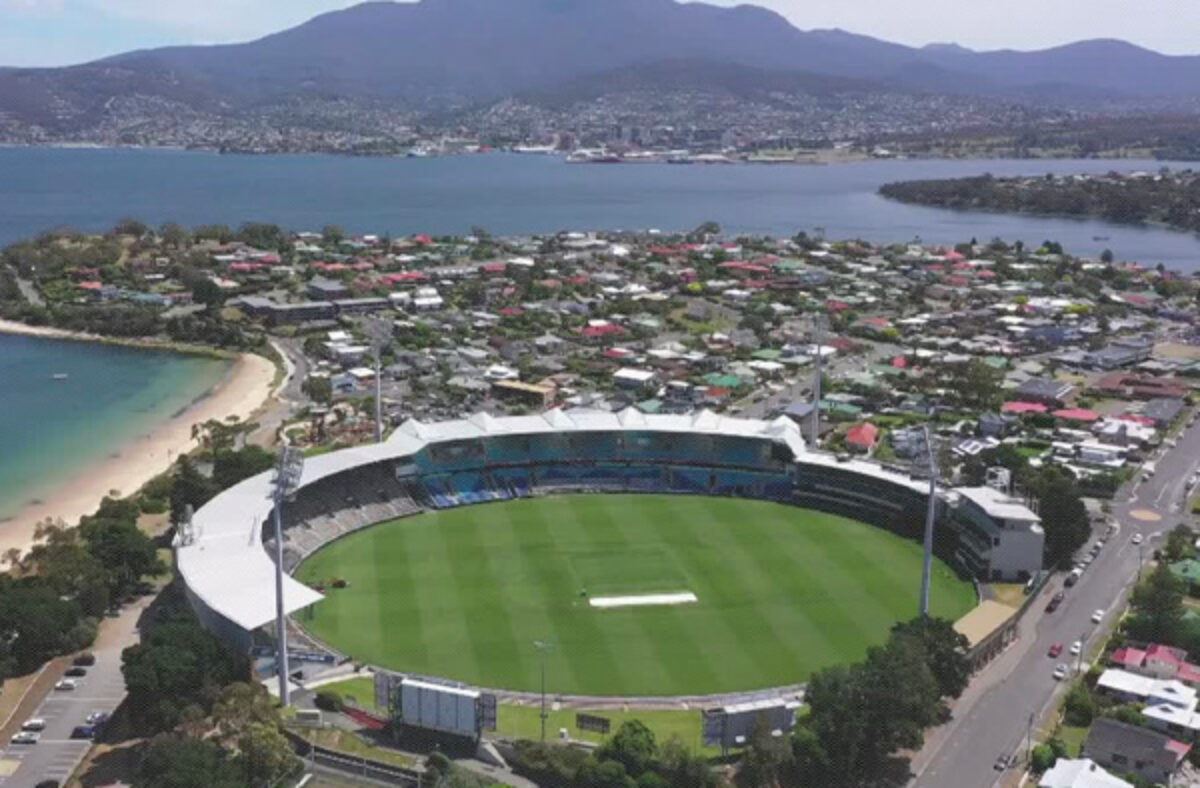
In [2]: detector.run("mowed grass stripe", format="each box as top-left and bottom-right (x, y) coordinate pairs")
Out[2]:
(430, 507), (523, 689)
(568, 494), (721, 696)
(512, 498), (628, 694)
(661, 497), (807, 686)
(297, 495), (975, 696)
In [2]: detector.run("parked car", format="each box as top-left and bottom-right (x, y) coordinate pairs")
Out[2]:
(1048, 643), (1064, 658)
(64, 666), (87, 677)
(1092, 609), (1105, 624)
(994, 753), (1013, 771)
(85, 711), (110, 725)
(72, 653), (95, 667)
(71, 725), (98, 740)
(11, 731), (40, 744)
(1053, 664), (1069, 680)
(21, 718), (46, 732)
(54, 679), (78, 691)
(1070, 640), (1083, 656)
(1047, 591), (1066, 612)
(1133, 533), (1144, 545)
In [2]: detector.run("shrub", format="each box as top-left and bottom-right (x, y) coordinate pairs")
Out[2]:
(314, 691), (344, 712)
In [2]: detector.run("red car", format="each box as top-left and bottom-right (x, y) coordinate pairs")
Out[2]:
(1048, 643), (1064, 658)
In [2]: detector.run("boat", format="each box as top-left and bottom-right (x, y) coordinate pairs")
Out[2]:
(52, 373), (69, 380)
(1093, 235), (1111, 241)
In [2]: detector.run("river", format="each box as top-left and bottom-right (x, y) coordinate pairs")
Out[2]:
(0, 147), (1197, 267)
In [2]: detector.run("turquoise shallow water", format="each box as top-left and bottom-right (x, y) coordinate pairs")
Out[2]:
(0, 333), (229, 524)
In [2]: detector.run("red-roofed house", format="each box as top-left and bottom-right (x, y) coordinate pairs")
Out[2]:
(846, 422), (879, 453)
(1002, 401), (1049, 414)
(1111, 646), (1148, 671)
(1053, 408), (1101, 423)
(580, 323), (625, 341)
(1109, 643), (1200, 688)
(891, 356), (908, 369)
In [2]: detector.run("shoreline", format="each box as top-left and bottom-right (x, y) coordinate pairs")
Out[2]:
(0, 334), (278, 560)
(0, 318), (235, 360)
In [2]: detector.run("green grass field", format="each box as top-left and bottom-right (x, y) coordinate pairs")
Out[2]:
(296, 495), (975, 697)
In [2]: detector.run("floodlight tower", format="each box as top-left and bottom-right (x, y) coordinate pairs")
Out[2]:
(534, 640), (554, 742)
(365, 318), (390, 444)
(919, 425), (938, 617)
(272, 446), (305, 705)
(810, 315), (825, 448)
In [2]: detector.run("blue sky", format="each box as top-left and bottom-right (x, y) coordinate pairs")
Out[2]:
(2, 0), (1197, 68)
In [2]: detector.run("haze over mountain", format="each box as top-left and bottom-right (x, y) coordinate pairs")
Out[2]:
(2, 0), (1200, 132)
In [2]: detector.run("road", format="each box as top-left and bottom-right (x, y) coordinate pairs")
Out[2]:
(0, 596), (150, 788)
(915, 413), (1200, 788)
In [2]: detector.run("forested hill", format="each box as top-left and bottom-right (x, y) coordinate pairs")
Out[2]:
(879, 172), (1200, 234)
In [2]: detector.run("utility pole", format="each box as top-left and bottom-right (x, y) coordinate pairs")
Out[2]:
(534, 640), (553, 742)
(920, 425), (938, 617)
(1025, 710), (1034, 766)
(271, 446), (305, 706)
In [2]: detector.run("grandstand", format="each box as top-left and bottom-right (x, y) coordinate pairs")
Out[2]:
(177, 407), (1037, 672)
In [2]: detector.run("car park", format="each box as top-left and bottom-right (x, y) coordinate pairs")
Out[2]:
(1092, 609), (1105, 624)
(11, 731), (40, 744)
(1048, 642), (1063, 657)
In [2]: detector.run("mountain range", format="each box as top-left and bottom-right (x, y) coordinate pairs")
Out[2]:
(3, 0), (1200, 133)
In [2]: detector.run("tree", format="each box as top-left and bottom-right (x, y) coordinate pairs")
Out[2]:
(1100, 248), (1115, 264)
(657, 736), (718, 788)
(598, 720), (657, 777)
(303, 374), (334, 406)
(1063, 682), (1096, 727)
(160, 222), (191, 249)
(134, 734), (244, 788)
(170, 457), (218, 526)
(737, 716), (793, 787)
(237, 721), (297, 786)
(1164, 524), (1195, 564)
(891, 617), (971, 700)
(1129, 563), (1185, 645)
(1030, 744), (1056, 773)
(1030, 468), (1090, 570)
(211, 445), (276, 490)
(577, 757), (634, 788)
(322, 225), (346, 245)
(190, 278), (225, 310)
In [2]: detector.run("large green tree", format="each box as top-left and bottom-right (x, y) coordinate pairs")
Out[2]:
(891, 617), (972, 700)
(1130, 562), (1186, 645)
(134, 734), (244, 788)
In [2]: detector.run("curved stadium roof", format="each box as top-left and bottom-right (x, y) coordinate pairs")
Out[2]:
(177, 408), (930, 637)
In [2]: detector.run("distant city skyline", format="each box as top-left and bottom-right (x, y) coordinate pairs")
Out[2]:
(1, 0), (1197, 67)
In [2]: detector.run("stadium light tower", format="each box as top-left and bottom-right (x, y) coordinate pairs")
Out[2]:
(534, 640), (553, 742)
(919, 426), (938, 617)
(272, 446), (305, 705)
(810, 315), (825, 448)
(364, 318), (391, 443)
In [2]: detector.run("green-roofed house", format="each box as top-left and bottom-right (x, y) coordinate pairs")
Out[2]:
(702, 373), (745, 389)
(752, 349), (783, 361)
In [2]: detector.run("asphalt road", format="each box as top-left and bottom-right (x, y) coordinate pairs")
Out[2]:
(916, 413), (1200, 788)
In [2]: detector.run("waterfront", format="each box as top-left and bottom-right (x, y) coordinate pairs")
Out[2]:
(1, 147), (1198, 267)
(0, 330), (274, 556)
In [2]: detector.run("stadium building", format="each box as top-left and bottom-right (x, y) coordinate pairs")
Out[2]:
(176, 408), (1043, 654)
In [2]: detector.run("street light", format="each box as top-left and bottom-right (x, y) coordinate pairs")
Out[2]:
(535, 638), (552, 738)
(272, 446), (305, 706)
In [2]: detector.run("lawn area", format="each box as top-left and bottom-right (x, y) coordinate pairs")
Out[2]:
(296, 495), (976, 697)
(1057, 724), (1089, 758)
(317, 676), (378, 712)
(496, 704), (712, 753)
(297, 728), (416, 769)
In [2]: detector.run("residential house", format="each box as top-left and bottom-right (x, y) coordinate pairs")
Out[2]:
(1083, 718), (1189, 785)
(1014, 378), (1076, 407)
(1038, 758), (1132, 788)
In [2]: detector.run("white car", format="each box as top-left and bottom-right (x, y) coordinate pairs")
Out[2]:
(1092, 609), (1105, 624)
(11, 731), (40, 744)
(1133, 533), (1144, 545)
(55, 678), (78, 691)
(20, 719), (45, 732)
(1053, 664), (1069, 680)
(1070, 640), (1083, 656)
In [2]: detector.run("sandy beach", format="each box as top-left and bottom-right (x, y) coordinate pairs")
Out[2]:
(0, 320), (278, 558)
